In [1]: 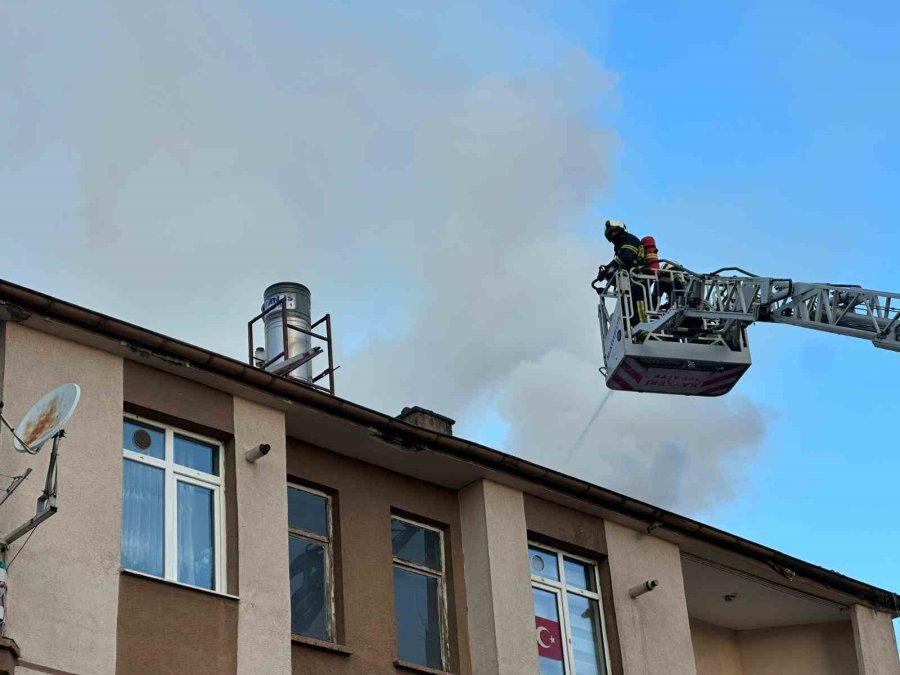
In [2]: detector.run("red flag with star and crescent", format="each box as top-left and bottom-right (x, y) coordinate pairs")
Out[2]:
(535, 616), (564, 661)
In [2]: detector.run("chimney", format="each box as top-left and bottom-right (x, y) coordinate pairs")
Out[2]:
(397, 407), (455, 436)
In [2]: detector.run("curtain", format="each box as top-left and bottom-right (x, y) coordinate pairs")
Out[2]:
(177, 481), (215, 589)
(121, 460), (165, 576)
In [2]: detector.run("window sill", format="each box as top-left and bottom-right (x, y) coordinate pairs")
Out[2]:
(291, 634), (352, 656)
(121, 568), (239, 601)
(393, 659), (453, 675)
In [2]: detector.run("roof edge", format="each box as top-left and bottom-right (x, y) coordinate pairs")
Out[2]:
(1, 278), (897, 616)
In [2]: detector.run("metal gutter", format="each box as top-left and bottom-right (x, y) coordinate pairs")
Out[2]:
(1, 278), (898, 615)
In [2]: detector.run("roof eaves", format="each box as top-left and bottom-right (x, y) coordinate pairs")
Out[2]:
(1, 277), (897, 616)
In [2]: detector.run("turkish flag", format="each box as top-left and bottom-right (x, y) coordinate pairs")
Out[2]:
(535, 616), (564, 661)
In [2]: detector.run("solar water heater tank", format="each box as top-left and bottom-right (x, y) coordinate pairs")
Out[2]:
(262, 282), (313, 381)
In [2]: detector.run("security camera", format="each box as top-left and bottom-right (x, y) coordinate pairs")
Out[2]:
(629, 579), (659, 599)
(245, 443), (271, 463)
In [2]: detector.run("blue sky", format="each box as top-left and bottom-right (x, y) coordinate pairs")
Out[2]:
(597, 0), (900, 641)
(2, 0), (898, 643)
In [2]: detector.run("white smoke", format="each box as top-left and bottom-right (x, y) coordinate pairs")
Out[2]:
(2, 0), (768, 512)
(497, 348), (767, 511)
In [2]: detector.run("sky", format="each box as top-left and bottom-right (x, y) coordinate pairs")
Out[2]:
(2, 0), (898, 642)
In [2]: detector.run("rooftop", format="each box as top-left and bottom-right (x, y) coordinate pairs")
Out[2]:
(0, 276), (897, 616)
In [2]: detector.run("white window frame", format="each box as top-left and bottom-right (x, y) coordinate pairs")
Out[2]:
(391, 515), (450, 671)
(287, 483), (335, 642)
(529, 543), (612, 675)
(122, 413), (226, 592)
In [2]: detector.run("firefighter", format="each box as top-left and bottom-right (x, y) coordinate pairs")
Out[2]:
(596, 219), (649, 325)
(600, 219), (645, 278)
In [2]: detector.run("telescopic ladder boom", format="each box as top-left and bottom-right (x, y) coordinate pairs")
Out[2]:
(595, 265), (900, 395)
(655, 267), (900, 350)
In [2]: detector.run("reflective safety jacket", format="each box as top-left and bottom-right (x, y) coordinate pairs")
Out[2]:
(605, 232), (646, 278)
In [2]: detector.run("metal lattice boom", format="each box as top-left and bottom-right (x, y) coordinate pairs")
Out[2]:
(594, 266), (900, 396)
(606, 266), (900, 352)
(764, 281), (900, 351)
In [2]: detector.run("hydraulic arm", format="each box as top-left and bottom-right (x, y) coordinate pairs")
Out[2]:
(757, 279), (900, 351)
(595, 265), (900, 395)
(651, 266), (900, 350)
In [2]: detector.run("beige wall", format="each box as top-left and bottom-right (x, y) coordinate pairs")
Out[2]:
(739, 621), (857, 675)
(115, 573), (238, 674)
(691, 617), (858, 675)
(605, 520), (697, 675)
(123, 360), (241, 595)
(0, 323), (124, 674)
(691, 618), (744, 675)
(852, 604), (900, 675)
(123, 359), (234, 437)
(233, 397), (292, 673)
(523, 493), (623, 673)
(522, 493), (608, 556)
(460, 480), (539, 675)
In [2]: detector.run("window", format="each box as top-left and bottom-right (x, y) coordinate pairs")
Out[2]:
(391, 516), (448, 671)
(288, 484), (334, 641)
(121, 416), (224, 592)
(529, 544), (610, 675)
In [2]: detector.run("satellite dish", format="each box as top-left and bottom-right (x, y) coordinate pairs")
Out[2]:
(13, 384), (81, 453)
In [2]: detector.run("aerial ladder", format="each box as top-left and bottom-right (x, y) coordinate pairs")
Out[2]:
(593, 263), (900, 396)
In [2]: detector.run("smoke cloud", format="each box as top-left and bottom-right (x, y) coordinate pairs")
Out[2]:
(4, 1), (767, 512)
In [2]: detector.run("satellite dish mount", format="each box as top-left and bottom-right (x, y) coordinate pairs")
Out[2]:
(0, 383), (81, 549)
(0, 383), (80, 633)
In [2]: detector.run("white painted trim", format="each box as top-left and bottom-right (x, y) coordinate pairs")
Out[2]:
(532, 581), (573, 674)
(164, 427), (176, 581)
(528, 542), (612, 675)
(529, 544), (602, 599)
(120, 568), (239, 600)
(123, 449), (167, 469)
(122, 413), (226, 593)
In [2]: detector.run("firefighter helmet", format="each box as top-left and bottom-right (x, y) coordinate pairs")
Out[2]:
(604, 219), (627, 241)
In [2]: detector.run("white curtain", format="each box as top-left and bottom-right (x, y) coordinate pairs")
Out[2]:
(121, 460), (164, 576)
(177, 481), (214, 589)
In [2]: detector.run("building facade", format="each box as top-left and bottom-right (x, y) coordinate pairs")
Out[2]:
(0, 279), (897, 675)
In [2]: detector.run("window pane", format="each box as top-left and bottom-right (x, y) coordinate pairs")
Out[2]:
(289, 536), (329, 639)
(177, 482), (215, 590)
(529, 546), (560, 581)
(393, 567), (443, 669)
(123, 420), (165, 460)
(391, 519), (441, 570)
(564, 557), (597, 592)
(121, 459), (165, 576)
(567, 594), (607, 675)
(288, 487), (328, 537)
(174, 435), (218, 475)
(533, 587), (566, 675)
